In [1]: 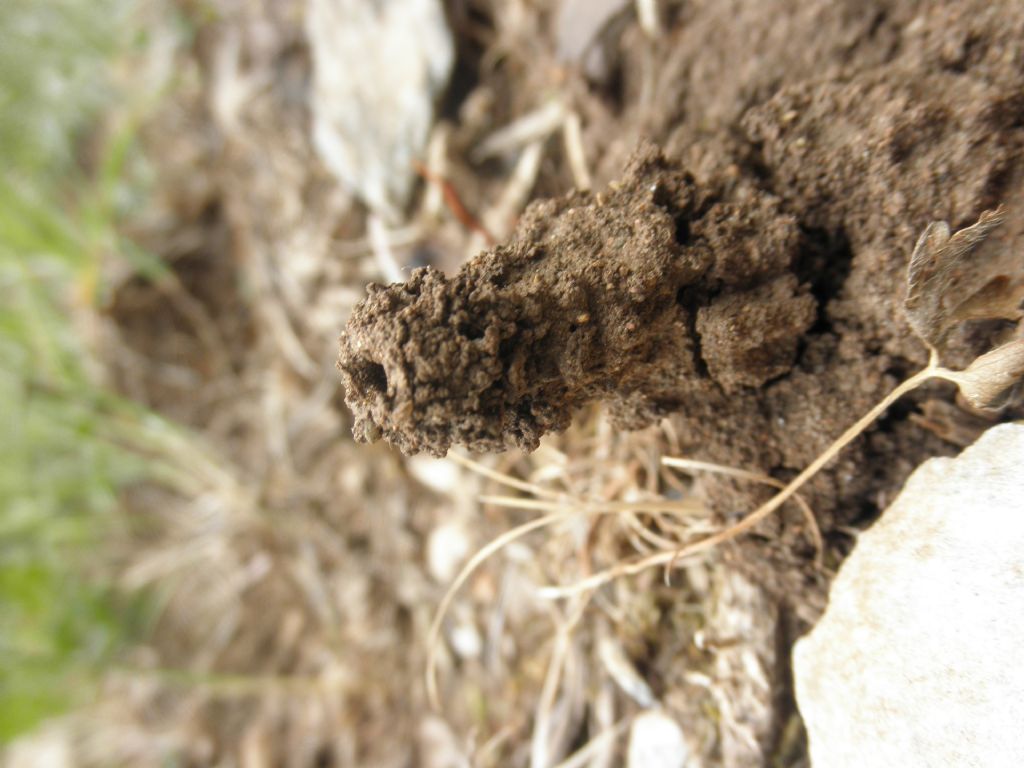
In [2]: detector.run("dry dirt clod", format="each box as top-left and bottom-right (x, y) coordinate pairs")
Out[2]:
(338, 146), (816, 456)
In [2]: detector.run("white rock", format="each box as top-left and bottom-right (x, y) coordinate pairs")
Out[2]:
(306, 0), (453, 220)
(408, 455), (461, 495)
(627, 710), (690, 768)
(426, 521), (470, 583)
(794, 424), (1024, 768)
(417, 716), (470, 768)
(555, 0), (629, 79)
(448, 619), (482, 660)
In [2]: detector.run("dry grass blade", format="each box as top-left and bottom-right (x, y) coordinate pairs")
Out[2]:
(562, 111), (591, 191)
(473, 100), (566, 160)
(636, 0), (662, 37)
(116, 667), (333, 698)
(479, 494), (707, 516)
(622, 511), (688, 552)
(447, 451), (563, 500)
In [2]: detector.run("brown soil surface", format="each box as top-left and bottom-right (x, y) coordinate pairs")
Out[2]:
(341, 0), (1024, 611)
(82, 1), (1024, 766)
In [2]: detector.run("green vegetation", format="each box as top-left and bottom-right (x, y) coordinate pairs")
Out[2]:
(0, 0), (156, 741)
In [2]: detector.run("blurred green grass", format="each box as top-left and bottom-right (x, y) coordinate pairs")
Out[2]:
(0, 0), (161, 741)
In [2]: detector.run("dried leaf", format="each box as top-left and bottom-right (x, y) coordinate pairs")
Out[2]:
(946, 338), (1024, 410)
(904, 207), (1020, 348)
(949, 274), (1024, 325)
(909, 398), (995, 447)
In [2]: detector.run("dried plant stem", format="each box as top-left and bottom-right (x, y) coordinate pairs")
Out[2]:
(448, 451), (563, 501)
(479, 495), (706, 517)
(540, 361), (942, 599)
(413, 160), (495, 244)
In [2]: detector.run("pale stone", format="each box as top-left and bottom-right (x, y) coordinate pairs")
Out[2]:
(448, 618), (482, 660)
(627, 710), (690, 768)
(795, 424), (1024, 768)
(426, 521), (470, 583)
(409, 455), (460, 495)
(555, 0), (630, 79)
(417, 716), (470, 768)
(306, 0), (453, 220)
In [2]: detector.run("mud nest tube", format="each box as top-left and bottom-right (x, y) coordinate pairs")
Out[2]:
(338, 146), (818, 457)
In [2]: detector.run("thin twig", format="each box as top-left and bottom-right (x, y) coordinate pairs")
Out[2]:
(413, 160), (495, 244)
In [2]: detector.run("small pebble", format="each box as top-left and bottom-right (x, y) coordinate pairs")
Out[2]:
(426, 522), (470, 583)
(627, 710), (690, 768)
